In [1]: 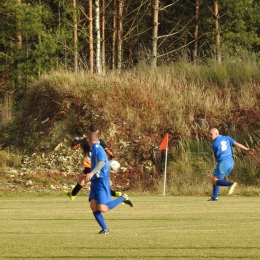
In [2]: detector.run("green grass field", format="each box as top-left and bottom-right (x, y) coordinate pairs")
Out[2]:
(1, 195), (260, 260)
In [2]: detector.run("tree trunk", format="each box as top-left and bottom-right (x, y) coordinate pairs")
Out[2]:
(193, 0), (199, 62)
(95, 0), (101, 74)
(73, 0), (78, 72)
(101, 0), (106, 74)
(213, 0), (221, 64)
(112, 0), (117, 70)
(57, 0), (61, 69)
(152, 0), (159, 68)
(89, 0), (94, 74)
(17, 0), (22, 86)
(17, 0), (22, 48)
(117, 0), (123, 72)
(38, 0), (42, 76)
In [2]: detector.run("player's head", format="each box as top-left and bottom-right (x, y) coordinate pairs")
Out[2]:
(87, 131), (99, 146)
(209, 128), (219, 141)
(89, 123), (100, 134)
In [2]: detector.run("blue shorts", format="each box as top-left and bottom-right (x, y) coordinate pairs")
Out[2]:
(89, 177), (111, 205)
(213, 159), (234, 179)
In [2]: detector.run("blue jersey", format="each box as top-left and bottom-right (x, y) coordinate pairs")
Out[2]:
(90, 142), (110, 180)
(212, 135), (236, 162)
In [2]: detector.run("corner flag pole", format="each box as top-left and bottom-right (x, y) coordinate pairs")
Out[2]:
(162, 145), (168, 197)
(160, 133), (169, 197)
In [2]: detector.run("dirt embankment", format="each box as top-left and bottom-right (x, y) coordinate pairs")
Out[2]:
(1, 70), (260, 193)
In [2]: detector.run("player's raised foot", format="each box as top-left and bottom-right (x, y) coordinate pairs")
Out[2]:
(207, 196), (218, 201)
(228, 182), (237, 195)
(115, 191), (122, 197)
(116, 191), (125, 204)
(98, 229), (109, 234)
(121, 193), (133, 207)
(63, 190), (76, 201)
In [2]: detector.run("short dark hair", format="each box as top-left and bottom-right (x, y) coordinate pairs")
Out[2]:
(89, 123), (99, 132)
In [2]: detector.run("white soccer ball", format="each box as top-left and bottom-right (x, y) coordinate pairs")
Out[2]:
(110, 160), (121, 172)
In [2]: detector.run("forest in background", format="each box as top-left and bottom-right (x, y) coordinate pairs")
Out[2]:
(1, 0), (260, 91)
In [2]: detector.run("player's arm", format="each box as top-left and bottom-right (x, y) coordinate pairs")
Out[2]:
(233, 142), (255, 154)
(85, 147), (107, 181)
(99, 139), (115, 158)
(86, 160), (106, 181)
(71, 137), (82, 150)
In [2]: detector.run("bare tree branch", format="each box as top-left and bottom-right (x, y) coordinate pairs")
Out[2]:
(160, 0), (180, 11)
(157, 39), (196, 58)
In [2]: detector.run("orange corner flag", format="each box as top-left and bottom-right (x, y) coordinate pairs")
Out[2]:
(159, 133), (169, 150)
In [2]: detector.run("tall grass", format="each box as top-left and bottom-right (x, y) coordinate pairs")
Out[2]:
(0, 149), (22, 168)
(1, 56), (260, 193)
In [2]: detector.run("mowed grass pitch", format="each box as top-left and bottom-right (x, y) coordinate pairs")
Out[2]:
(1, 195), (260, 260)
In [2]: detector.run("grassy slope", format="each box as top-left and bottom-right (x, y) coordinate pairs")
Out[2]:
(1, 58), (260, 192)
(1, 195), (260, 259)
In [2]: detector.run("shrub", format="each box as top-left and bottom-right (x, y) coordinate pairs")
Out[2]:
(1, 57), (260, 193)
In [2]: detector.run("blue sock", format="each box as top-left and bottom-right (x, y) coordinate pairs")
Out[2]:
(106, 197), (124, 210)
(216, 180), (233, 186)
(93, 211), (108, 231)
(213, 185), (220, 199)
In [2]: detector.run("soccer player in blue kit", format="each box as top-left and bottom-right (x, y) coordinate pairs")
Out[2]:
(208, 128), (255, 201)
(64, 123), (121, 200)
(86, 132), (133, 234)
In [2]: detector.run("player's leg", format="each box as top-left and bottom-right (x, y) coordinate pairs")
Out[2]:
(109, 180), (122, 197)
(64, 173), (85, 200)
(209, 160), (235, 200)
(98, 178), (133, 211)
(208, 176), (220, 201)
(97, 177), (117, 212)
(98, 198), (125, 212)
(90, 181), (110, 234)
(208, 162), (222, 201)
(91, 200), (109, 234)
(72, 173), (85, 194)
(224, 160), (237, 195)
(64, 168), (90, 200)
(108, 193), (133, 207)
(215, 160), (234, 188)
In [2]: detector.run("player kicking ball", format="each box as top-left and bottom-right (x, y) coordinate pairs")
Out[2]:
(64, 123), (121, 200)
(86, 132), (133, 234)
(208, 128), (255, 201)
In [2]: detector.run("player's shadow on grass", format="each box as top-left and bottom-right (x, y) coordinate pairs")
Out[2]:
(12, 218), (183, 221)
(12, 218), (90, 221)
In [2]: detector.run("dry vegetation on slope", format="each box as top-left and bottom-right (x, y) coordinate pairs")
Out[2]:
(1, 58), (260, 194)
